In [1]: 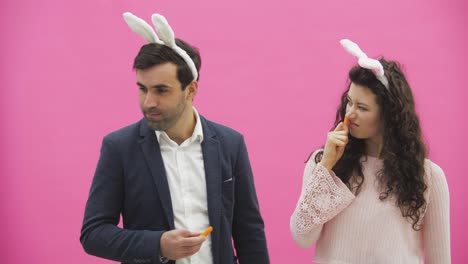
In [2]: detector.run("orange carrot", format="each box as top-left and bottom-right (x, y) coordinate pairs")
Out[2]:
(344, 117), (350, 126)
(200, 226), (213, 237)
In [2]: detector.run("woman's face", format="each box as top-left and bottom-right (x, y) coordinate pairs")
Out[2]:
(345, 83), (382, 141)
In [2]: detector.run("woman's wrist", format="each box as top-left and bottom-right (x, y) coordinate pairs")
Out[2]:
(319, 160), (334, 171)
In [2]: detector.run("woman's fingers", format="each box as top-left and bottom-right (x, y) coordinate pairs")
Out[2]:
(330, 137), (347, 147)
(328, 132), (348, 145)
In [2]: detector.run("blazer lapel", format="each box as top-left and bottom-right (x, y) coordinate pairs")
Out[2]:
(200, 116), (222, 264)
(138, 119), (175, 229)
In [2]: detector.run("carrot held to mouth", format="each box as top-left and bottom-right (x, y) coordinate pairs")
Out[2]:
(344, 117), (350, 126)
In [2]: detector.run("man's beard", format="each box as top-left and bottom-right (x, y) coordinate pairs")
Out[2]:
(143, 97), (187, 131)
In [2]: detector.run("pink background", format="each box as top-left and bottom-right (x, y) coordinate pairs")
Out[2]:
(2, 0), (467, 263)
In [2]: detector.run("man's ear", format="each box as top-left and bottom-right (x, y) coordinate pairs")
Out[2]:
(186, 80), (198, 101)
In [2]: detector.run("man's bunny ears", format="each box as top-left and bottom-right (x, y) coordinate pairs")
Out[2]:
(123, 12), (198, 81)
(340, 39), (389, 89)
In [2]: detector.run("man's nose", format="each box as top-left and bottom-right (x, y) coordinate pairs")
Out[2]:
(143, 92), (159, 108)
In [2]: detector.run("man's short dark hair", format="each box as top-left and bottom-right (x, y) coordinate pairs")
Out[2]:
(133, 38), (201, 90)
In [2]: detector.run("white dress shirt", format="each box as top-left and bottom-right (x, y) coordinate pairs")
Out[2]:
(155, 108), (213, 264)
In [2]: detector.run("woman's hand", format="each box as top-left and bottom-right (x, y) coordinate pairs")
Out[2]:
(320, 121), (349, 171)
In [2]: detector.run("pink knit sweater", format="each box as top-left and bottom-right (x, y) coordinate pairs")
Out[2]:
(290, 151), (450, 264)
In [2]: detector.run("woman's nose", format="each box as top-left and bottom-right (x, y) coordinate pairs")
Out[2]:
(346, 108), (356, 119)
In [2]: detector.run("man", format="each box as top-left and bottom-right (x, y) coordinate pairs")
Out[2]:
(80, 12), (269, 264)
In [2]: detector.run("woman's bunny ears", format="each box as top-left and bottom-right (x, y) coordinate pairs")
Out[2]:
(340, 39), (389, 89)
(123, 12), (198, 80)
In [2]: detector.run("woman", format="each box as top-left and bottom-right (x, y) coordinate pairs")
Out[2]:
(290, 39), (450, 263)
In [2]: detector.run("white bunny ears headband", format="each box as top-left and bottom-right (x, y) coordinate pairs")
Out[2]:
(123, 12), (198, 80)
(340, 39), (389, 89)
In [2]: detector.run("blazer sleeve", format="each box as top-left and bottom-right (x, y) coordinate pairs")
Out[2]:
(231, 136), (270, 263)
(290, 150), (355, 248)
(80, 137), (165, 264)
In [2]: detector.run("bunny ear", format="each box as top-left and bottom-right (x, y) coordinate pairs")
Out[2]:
(123, 12), (198, 81)
(123, 12), (161, 44)
(359, 58), (389, 88)
(340, 39), (368, 59)
(358, 58), (384, 76)
(340, 38), (389, 89)
(152, 14), (176, 47)
(152, 14), (198, 80)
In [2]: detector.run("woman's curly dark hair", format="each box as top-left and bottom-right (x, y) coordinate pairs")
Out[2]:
(315, 59), (427, 230)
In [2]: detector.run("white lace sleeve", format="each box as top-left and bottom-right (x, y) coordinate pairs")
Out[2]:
(290, 152), (355, 248)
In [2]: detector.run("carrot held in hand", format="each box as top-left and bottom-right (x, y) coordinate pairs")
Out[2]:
(344, 117), (350, 126)
(200, 226), (213, 237)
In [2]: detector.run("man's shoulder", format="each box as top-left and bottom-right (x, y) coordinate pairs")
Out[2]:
(201, 115), (243, 139)
(103, 119), (143, 142)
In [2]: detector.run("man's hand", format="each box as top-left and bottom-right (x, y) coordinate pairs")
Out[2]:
(160, 229), (206, 260)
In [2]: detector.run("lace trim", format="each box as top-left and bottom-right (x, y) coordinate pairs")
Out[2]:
(293, 163), (355, 234)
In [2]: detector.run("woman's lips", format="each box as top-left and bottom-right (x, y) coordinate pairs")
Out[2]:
(349, 121), (359, 127)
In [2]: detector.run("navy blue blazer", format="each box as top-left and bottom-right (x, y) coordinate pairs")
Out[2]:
(80, 116), (269, 264)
